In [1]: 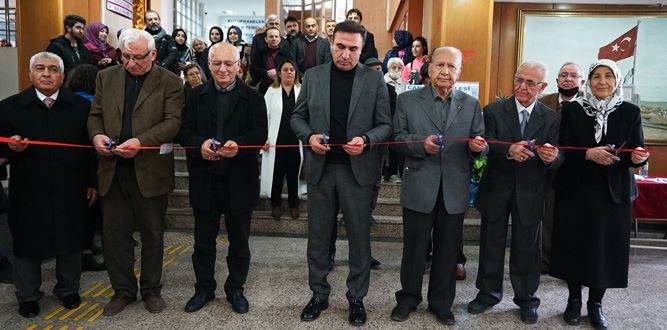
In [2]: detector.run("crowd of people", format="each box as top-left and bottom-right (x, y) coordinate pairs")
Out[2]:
(0, 8), (651, 330)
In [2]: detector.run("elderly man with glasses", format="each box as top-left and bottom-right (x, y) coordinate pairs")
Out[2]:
(467, 60), (562, 325)
(87, 28), (183, 316)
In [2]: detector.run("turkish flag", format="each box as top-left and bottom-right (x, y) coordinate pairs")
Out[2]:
(598, 26), (638, 61)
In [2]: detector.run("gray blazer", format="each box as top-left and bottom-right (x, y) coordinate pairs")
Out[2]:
(393, 86), (487, 214)
(294, 36), (332, 74)
(290, 63), (392, 186)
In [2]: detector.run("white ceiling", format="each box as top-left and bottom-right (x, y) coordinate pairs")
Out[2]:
(199, 0), (265, 17)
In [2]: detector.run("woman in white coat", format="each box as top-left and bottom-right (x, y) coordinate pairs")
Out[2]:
(260, 59), (306, 219)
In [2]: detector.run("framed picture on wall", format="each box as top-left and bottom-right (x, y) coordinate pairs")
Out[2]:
(517, 10), (667, 143)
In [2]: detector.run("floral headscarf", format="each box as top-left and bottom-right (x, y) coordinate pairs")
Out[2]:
(577, 59), (624, 143)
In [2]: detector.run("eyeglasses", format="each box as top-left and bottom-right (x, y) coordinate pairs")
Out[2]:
(558, 72), (581, 79)
(210, 60), (239, 68)
(121, 50), (152, 62)
(513, 76), (544, 88)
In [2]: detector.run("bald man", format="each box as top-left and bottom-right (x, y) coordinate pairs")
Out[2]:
(294, 17), (332, 74)
(180, 43), (268, 314)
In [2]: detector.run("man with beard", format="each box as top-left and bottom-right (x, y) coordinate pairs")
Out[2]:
(46, 15), (91, 74)
(285, 16), (301, 41)
(538, 62), (584, 273)
(143, 10), (178, 71)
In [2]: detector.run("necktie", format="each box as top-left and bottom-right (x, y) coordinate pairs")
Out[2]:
(520, 109), (529, 138)
(43, 97), (54, 109)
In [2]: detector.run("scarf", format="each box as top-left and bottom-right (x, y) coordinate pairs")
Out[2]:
(83, 22), (111, 53)
(576, 59), (624, 143)
(147, 26), (167, 42)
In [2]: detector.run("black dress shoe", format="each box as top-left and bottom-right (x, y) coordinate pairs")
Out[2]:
(428, 306), (455, 325)
(370, 256), (381, 269)
(519, 307), (538, 324)
(19, 301), (40, 318)
(390, 304), (415, 321)
(563, 299), (582, 325)
(587, 302), (608, 330)
(348, 299), (367, 326)
(63, 294), (81, 309)
(226, 292), (249, 314)
(301, 296), (329, 321)
(467, 298), (493, 314)
(82, 253), (105, 272)
(184, 291), (215, 313)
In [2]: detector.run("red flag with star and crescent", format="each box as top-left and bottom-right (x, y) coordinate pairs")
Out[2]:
(598, 26), (638, 61)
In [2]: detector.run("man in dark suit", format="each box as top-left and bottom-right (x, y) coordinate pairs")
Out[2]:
(294, 17), (332, 74)
(250, 27), (295, 94)
(390, 46), (487, 325)
(468, 60), (561, 324)
(291, 20), (391, 326)
(0, 52), (96, 317)
(345, 9), (378, 64)
(538, 62), (584, 273)
(179, 43), (267, 314)
(87, 28), (183, 316)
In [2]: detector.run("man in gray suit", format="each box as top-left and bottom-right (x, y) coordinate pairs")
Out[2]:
(294, 17), (332, 74)
(468, 60), (561, 324)
(291, 20), (391, 326)
(390, 46), (487, 325)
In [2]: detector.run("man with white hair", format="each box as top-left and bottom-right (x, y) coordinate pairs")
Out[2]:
(87, 28), (183, 316)
(0, 51), (96, 318)
(468, 60), (562, 324)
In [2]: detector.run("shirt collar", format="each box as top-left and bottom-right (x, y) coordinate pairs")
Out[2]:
(214, 79), (237, 93)
(35, 88), (59, 102)
(514, 97), (536, 116)
(305, 35), (318, 43)
(430, 85), (451, 102)
(558, 93), (576, 104)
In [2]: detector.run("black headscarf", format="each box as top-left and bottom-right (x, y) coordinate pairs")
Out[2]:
(172, 28), (188, 51)
(209, 26), (224, 45)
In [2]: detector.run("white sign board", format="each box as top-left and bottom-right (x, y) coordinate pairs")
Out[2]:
(454, 81), (480, 99)
(107, 0), (133, 20)
(220, 16), (265, 44)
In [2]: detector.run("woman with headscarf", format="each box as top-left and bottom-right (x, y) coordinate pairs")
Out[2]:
(84, 22), (119, 69)
(170, 28), (195, 75)
(227, 25), (250, 80)
(382, 30), (413, 73)
(209, 26), (224, 46)
(550, 59), (649, 330)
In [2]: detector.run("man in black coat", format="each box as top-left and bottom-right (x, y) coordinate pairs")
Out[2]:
(179, 43), (268, 314)
(143, 10), (178, 71)
(250, 27), (295, 94)
(345, 9), (378, 64)
(468, 60), (561, 324)
(0, 52), (96, 318)
(294, 17), (332, 75)
(46, 14), (91, 75)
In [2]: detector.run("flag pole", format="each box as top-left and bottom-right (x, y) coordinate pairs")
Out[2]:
(632, 20), (641, 85)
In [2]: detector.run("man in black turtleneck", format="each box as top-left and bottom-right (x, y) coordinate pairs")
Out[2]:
(291, 20), (391, 326)
(143, 10), (178, 71)
(538, 61), (584, 274)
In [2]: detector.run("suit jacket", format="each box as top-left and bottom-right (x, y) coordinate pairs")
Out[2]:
(87, 64), (183, 198)
(290, 63), (392, 186)
(393, 86), (487, 214)
(179, 79), (268, 212)
(294, 36), (332, 74)
(476, 97), (562, 225)
(250, 40), (295, 87)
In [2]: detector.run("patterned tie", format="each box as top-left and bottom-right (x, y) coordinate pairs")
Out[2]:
(43, 97), (54, 109)
(520, 109), (529, 138)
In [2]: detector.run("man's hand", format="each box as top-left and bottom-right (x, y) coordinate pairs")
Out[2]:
(200, 139), (218, 161)
(585, 146), (620, 166)
(537, 143), (558, 164)
(86, 187), (98, 207)
(343, 136), (365, 156)
(219, 140), (239, 158)
(309, 134), (330, 155)
(92, 134), (114, 156)
(6, 135), (28, 153)
(631, 147), (649, 164)
(267, 69), (277, 79)
(508, 140), (535, 162)
(423, 134), (441, 155)
(113, 138), (141, 158)
(469, 136), (487, 153)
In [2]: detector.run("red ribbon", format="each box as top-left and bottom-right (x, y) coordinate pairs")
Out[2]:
(0, 136), (658, 154)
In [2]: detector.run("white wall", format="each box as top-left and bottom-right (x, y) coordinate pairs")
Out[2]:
(0, 47), (18, 100)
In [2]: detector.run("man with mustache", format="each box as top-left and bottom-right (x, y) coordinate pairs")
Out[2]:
(143, 10), (178, 71)
(46, 15), (91, 74)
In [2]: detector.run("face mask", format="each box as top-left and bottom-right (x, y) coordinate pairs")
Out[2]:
(558, 86), (579, 97)
(388, 71), (401, 80)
